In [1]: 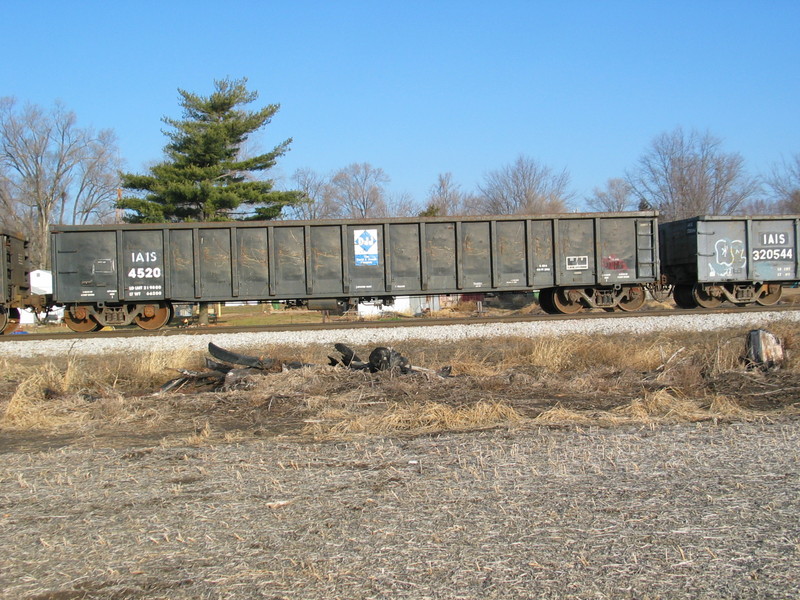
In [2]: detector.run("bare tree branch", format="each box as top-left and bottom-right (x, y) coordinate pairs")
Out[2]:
(626, 127), (761, 221)
(476, 155), (573, 215)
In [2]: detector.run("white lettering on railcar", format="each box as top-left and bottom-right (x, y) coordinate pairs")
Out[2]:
(130, 251), (158, 263)
(128, 284), (163, 298)
(752, 248), (793, 261)
(760, 232), (787, 246)
(127, 250), (162, 279)
(127, 267), (162, 279)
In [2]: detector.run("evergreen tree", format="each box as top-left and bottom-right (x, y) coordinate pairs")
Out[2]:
(118, 77), (300, 222)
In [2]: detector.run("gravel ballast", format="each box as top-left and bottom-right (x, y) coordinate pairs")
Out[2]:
(4, 310), (800, 358)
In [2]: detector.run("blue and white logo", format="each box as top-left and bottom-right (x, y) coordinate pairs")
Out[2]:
(354, 229), (379, 266)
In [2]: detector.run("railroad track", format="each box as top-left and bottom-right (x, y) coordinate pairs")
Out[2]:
(4, 303), (799, 343)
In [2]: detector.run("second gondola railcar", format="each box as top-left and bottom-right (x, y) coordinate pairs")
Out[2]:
(659, 214), (800, 308)
(50, 212), (659, 331)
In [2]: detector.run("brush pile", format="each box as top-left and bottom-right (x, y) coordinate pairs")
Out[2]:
(159, 342), (452, 393)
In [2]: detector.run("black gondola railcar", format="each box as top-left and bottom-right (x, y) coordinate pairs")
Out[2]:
(49, 212), (660, 331)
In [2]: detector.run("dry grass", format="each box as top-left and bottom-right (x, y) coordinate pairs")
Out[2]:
(1, 321), (799, 444)
(306, 400), (523, 437)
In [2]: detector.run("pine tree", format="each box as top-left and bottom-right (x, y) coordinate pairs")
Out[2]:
(118, 77), (300, 222)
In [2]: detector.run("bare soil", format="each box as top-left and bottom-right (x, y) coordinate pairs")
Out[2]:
(1, 326), (799, 599)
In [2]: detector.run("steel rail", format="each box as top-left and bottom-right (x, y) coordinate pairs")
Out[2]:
(2, 304), (798, 344)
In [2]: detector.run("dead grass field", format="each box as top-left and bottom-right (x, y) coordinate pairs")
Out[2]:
(1, 321), (799, 599)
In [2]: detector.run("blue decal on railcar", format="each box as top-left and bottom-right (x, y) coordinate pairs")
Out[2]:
(354, 229), (379, 266)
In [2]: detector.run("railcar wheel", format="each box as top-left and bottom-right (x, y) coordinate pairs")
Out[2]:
(649, 283), (673, 303)
(618, 286), (646, 312)
(551, 289), (583, 314)
(756, 284), (783, 306)
(537, 289), (557, 314)
(0, 308), (19, 334)
(134, 304), (173, 330)
(692, 285), (723, 309)
(672, 285), (698, 309)
(64, 307), (103, 332)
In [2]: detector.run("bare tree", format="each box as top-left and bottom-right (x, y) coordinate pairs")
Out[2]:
(767, 154), (800, 213)
(627, 127), (760, 222)
(475, 155), (572, 215)
(384, 191), (420, 217)
(586, 178), (635, 212)
(422, 172), (470, 216)
(0, 98), (122, 267)
(67, 129), (124, 225)
(330, 162), (389, 218)
(284, 167), (341, 220)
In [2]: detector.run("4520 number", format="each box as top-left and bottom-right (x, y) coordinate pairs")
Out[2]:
(127, 267), (162, 279)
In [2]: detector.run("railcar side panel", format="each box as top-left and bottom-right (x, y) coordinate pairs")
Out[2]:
(348, 224), (384, 294)
(53, 231), (118, 303)
(309, 225), (345, 295)
(597, 218), (643, 284)
(198, 228), (234, 299)
(424, 222), (457, 291)
(748, 219), (796, 281)
(529, 220), (555, 287)
(236, 227), (269, 297)
(272, 226), (306, 296)
(461, 221), (491, 289)
(387, 223), (421, 293)
(121, 229), (166, 301)
(168, 229), (196, 299)
(495, 220), (527, 288)
(557, 218), (596, 285)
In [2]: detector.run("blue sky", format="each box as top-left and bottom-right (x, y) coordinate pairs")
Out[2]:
(2, 1), (798, 210)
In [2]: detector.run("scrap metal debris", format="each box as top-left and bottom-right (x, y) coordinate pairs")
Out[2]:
(744, 329), (784, 371)
(158, 342), (451, 394)
(208, 342), (274, 370)
(327, 343), (411, 373)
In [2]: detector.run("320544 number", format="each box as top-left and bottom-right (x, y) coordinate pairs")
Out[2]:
(752, 248), (793, 261)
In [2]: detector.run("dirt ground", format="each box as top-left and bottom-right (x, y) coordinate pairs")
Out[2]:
(2, 421), (799, 600)
(1, 328), (800, 599)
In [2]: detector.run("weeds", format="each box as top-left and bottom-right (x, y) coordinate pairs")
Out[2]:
(1, 321), (799, 440)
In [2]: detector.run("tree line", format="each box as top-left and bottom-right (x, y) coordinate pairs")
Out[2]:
(2, 77), (799, 269)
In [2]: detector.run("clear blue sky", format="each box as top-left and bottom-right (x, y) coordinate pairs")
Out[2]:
(2, 1), (798, 210)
